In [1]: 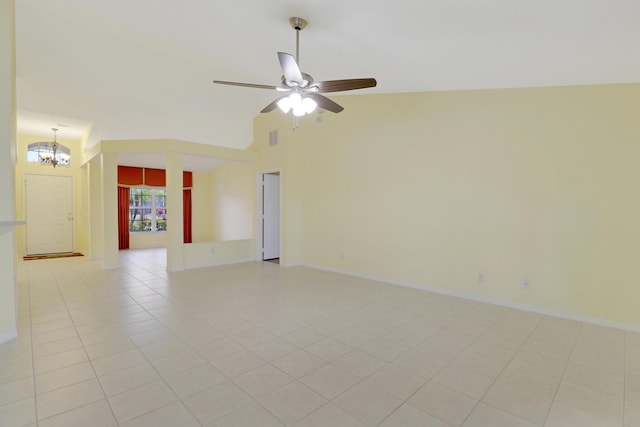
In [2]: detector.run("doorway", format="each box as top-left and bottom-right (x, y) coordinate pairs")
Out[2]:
(25, 174), (74, 255)
(259, 171), (280, 262)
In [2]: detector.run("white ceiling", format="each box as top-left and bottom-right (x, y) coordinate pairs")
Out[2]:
(14, 0), (640, 157)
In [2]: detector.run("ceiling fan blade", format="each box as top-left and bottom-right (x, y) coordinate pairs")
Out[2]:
(313, 78), (377, 93)
(307, 93), (344, 113)
(278, 52), (303, 84)
(213, 80), (277, 90)
(260, 96), (287, 113)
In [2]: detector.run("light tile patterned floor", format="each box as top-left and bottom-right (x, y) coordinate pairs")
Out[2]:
(1, 248), (639, 426)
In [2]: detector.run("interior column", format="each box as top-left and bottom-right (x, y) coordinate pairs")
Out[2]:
(166, 151), (184, 272)
(88, 159), (104, 260)
(101, 152), (119, 269)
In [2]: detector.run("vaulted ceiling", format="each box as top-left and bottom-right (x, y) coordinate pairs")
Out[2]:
(15, 0), (640, 152)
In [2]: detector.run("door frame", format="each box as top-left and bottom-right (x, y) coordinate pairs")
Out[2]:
(256, 168), (281, 262)
(24, 172), (75, 256)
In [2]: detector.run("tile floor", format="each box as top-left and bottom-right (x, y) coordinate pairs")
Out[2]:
(1, 248), (639, 426)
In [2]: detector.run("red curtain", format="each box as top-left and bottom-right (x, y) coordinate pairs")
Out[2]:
(183, 189), (192, 244)
(145, 168), (166, 187)
(117, 166), (192, 189)
(183, 171), (193, 188)
(118, 186), (130, 249)
(118, 166), (144, 186)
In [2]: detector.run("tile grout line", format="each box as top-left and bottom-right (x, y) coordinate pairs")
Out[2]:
(96, 263), (189, 426)
(363, 301), (486, 426)
(25, 263), (39, 426)
(452, 312), (525, 427)
(54, 263), (122, 427)
(116, 263), (245, 426)
(376, 309), (546, 426)
(540, 320), (584, 426)
(467, 314), (557, 427)
(27, 261), (53, 426)
(623, 330), (627, 426)
(432, 307), (532, 427)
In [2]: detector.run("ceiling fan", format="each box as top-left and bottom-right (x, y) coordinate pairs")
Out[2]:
(213, 17), (377, 117)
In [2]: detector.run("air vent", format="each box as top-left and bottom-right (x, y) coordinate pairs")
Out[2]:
(269, 130), (278, 147)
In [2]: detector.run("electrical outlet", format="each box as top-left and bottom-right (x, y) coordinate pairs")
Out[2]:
(477, 272), (484, 283)
(523, 279), (531, 289)
(339, 252), (344, 261)
(210, 247), (215, 254)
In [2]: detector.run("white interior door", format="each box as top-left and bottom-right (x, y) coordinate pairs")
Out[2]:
(26, 174), (74, 255)
(262, 173), (280, 260)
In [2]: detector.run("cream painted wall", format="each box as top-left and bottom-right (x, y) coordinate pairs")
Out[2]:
(129, 232), (167, 249)
(250, 118), (306, 266)
(192, 171), (213, 242)
(254, 83), (640, 326)
(183, 239), (256, 269)
(78, 165), (90, 253)
(14, 134), (87, 255)
(210, 161), (255, 241)
(0, 0), (17, 342)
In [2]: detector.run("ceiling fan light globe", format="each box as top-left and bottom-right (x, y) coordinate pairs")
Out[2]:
(277, 97), (292, 113)
(289, 92), (302, 108)
(302, 97), (317, 114)
(293, 106), (306, 117)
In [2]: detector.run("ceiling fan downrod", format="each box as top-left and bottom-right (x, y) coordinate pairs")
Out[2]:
(290, 17), (307, 66)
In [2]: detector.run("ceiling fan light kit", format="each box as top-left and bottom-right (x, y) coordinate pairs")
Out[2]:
(277, 92), (317, 116)
(213, 17), (377, 118)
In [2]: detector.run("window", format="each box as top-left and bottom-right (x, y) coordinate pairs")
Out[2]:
(129, 188), (167, 232)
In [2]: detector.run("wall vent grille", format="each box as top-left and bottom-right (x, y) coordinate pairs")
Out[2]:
(269, 130), (278, 147)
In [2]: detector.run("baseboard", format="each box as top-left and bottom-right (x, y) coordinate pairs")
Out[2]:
(184, 258), (257, 270)
(279, 263), (297, 268)
(299, 263), (640, 334)
(0, 329), (18, 345)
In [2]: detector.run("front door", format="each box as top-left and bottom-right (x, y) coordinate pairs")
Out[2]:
(25, 174), (74, 255)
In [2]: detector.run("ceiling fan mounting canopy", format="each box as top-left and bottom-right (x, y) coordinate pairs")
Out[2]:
(213, 17), (377, 116)
(290, 17), (307, 31)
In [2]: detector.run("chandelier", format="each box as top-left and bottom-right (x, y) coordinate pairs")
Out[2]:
(39, 128), (70, 168)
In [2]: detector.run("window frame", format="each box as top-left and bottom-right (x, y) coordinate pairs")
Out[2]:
(128, 187), (167, 233)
